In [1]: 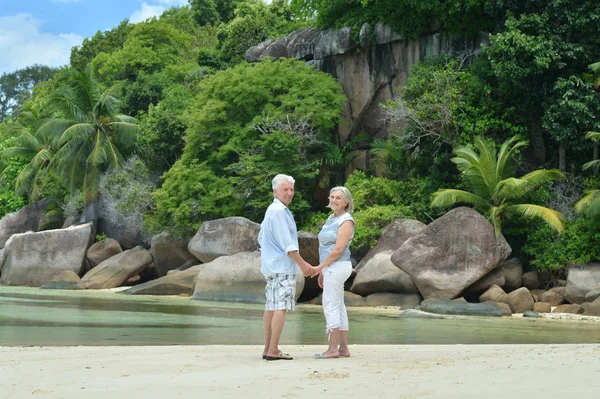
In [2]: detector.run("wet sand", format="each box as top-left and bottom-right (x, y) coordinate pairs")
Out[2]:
(2, 344), (600, 398)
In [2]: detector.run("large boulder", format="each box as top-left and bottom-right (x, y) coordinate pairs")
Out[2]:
(86, 238), (123, 268)
(192, 251), (304, 303)
(391, 207), (512, 299)
(364, 292), (422, 308)
(564, 263), (600, 304)
(0, 199), (50, 248)
(246, 25), (486, 150)
(40, 270), (85, 290)
(499, 258), (523, 292)
(188, 217), (260, 263)
(81, 246), (153, 289)
(539, 287), (565, 307)
(297, 231), (322, 302)
(503, 287), (535, 313)
(351, 220), (424, 296)
(462, 268), (506, 298)
(0, 223), (93, 287)
(122, 265), (202, 296)
(150, 233), (197, 277)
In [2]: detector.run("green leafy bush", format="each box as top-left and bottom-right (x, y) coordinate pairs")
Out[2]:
(523, 217), (600, 272)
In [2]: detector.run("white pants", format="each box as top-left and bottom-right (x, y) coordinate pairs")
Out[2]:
(322, 260), (353, 335)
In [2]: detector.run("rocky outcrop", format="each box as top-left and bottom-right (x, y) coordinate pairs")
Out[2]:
(40, 270), (85, 290)
(192, 251), (304, 303)
(351, 219), (424, 296)
(564, 263), (600, 304)
(246, 24), (487, 145)
(0, 223), (93, 286)
(364, 292), (421, 308)
(188, 217), (260, 263)
(391, 207), (511, 299)
(150, 233), (197, 277)
(0, 198), (50, 248)
(81, 246), (153, 289)
(462, 268), (506, 298)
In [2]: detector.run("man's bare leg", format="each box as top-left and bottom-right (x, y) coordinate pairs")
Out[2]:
(266, 310), (286, 357)
(263, 311), (274, 357)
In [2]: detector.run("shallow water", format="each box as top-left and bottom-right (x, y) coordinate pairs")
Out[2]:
(1, 286), (599, 346)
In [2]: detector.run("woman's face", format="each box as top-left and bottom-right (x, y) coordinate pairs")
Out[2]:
(329, 190), (348, 214)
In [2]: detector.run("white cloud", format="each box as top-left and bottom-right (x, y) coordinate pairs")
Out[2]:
(0, 14), (83, 75)
(129, 1), (189, 23)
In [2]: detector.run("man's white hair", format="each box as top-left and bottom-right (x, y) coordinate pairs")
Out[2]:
(272, 174), (295, 191)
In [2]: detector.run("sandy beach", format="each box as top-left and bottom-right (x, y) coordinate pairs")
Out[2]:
(2, 344), (600, 398)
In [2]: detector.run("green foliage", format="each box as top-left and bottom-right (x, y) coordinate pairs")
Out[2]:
(431, 135), (565, 235)
(47, 67), (138, 202)
(345, 170), (442, 223)
(350, 204), (415, 259)
(523, 217), (600, 271)
(190, 0), (241, 26)
(0, 65), (59, 122)
(99, 156), (156, 241)
(542, 76), (600, 156)
(70, 20), (133, 71)
(136, 84), (195, 172)
(149, 57), (346, 231)
(289, 0), (493, 41)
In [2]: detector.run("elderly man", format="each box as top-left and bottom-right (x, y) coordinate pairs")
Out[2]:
(258, 174), (312, 361)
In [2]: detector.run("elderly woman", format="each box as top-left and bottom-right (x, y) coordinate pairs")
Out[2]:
(311, 186), (355, 359)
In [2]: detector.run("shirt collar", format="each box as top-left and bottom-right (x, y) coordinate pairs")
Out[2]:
(273, 198), (287, 208)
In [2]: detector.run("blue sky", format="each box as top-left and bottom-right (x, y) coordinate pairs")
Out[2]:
(0, 0), (189, 75)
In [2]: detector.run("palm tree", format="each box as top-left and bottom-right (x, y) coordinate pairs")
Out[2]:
(48, 67), (138, 204)
(574, 131), (600, 217)
(431, 135), (565, 236)
(0, 105), (61, 200)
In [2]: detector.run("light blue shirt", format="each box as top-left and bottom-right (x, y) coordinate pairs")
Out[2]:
(258, 198), (299, 277)
(318, 213), (354, 263)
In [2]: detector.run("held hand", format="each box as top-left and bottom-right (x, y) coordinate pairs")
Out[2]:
(317, 272), (323, 288)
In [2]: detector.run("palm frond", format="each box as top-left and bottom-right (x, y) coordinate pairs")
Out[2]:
(508, 204), (564, 233)
(431, 189), (488, 209)
(496, 135), (528, 179)
(582, 159), (600, 171)
(497, 169), (564, 200)
(574, 189), (600, 218)
(58, 124), (95, 146)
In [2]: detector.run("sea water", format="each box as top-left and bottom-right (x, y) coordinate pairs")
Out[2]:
(1, 286), (599, 346)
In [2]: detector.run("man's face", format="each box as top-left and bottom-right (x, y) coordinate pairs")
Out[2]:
(274, 181), (294, 207)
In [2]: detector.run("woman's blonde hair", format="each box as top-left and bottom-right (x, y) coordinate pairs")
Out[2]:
(328, 186), (354, 213)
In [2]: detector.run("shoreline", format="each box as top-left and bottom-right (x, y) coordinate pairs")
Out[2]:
(2, 344), (600, 398)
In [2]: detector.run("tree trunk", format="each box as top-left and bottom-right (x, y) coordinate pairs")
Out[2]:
(559, 142), (567, 172)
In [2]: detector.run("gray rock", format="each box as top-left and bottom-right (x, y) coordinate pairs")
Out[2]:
(540, 287), (565, 307)
(499, 258), (523, 292)
(521, 271), (540, 290)
(479, 284), (507, 303)
(81, 246), (153, 289)
(188, 217), (259, 263)
(523, 310), (541, 318)
(391, 207), (511, 299)
(150, 233), (196, 277)
(0, 223), (93, 287)
(463, 268), (506, 297)
(419, 298), (504, 317)
(584, 289), (600, 303)
(533, 302), (551, 313)
(192, 251), (304, 303)
(0, 199), (50, 248)
(122, 265), (201, 295)
(503, 287), (535, 313)
(552, 304), (583, 314)
(86, 238), (123, 268)
(40, 270), (84, 290)
(564, 263), (600, 304)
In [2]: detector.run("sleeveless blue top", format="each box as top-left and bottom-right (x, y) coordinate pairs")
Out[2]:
(318, 212), (354, 263)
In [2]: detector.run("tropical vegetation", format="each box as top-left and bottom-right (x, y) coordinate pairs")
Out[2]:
(0, 0), (599, 277)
